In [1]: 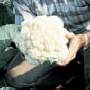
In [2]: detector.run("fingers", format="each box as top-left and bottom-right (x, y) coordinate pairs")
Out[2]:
(57, 33), (84, 67)
(57, 32), (77, 67)
(57, 60), (70, 66)
(56, 53), (76, 66)
(66, 32), (75, 39)
(56, 85), (63, 90)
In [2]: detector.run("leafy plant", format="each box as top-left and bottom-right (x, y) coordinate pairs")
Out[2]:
(0, 0), (14, 26)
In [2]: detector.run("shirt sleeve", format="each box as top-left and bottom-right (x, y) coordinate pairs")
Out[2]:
(86, 21), (90, 31)
(85, 0), (90, 4)
(14, 0), (35, 20)
(84, 0), (90, 31)
(85, 10), (90, 31)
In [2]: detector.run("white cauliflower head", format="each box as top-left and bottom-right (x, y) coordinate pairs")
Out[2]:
(15, 16), (69, 65)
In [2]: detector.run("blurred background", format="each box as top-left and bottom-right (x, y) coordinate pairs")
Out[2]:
(0, 0), (14, 26)
(0, 0), (90, 90)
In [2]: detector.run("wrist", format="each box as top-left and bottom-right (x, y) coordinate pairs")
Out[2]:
(77, 33), (88, 49)
(83, 33), (88, 49)
(76, 34), (86, 48)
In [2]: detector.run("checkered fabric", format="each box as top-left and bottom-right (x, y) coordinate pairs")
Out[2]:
(14, 0), (90, 33)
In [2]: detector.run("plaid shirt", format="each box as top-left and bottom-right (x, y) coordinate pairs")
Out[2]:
(14, 0), (90, 33)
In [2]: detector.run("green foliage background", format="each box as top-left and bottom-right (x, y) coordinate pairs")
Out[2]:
(0, 0), (14, 26)
(0, 0), (16, 90)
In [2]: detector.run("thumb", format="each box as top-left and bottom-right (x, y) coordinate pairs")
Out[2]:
(66, 32), (75, 39)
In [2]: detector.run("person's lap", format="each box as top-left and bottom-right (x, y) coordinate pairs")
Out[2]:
(3, 49), (85, 90)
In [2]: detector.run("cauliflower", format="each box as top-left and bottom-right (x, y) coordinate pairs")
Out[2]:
(14, 16), (69, 65)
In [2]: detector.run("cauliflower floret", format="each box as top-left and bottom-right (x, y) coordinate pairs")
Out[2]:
(15, 16), (69, 65)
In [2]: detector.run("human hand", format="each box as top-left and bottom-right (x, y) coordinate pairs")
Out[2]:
(57, 32), (85, 66)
